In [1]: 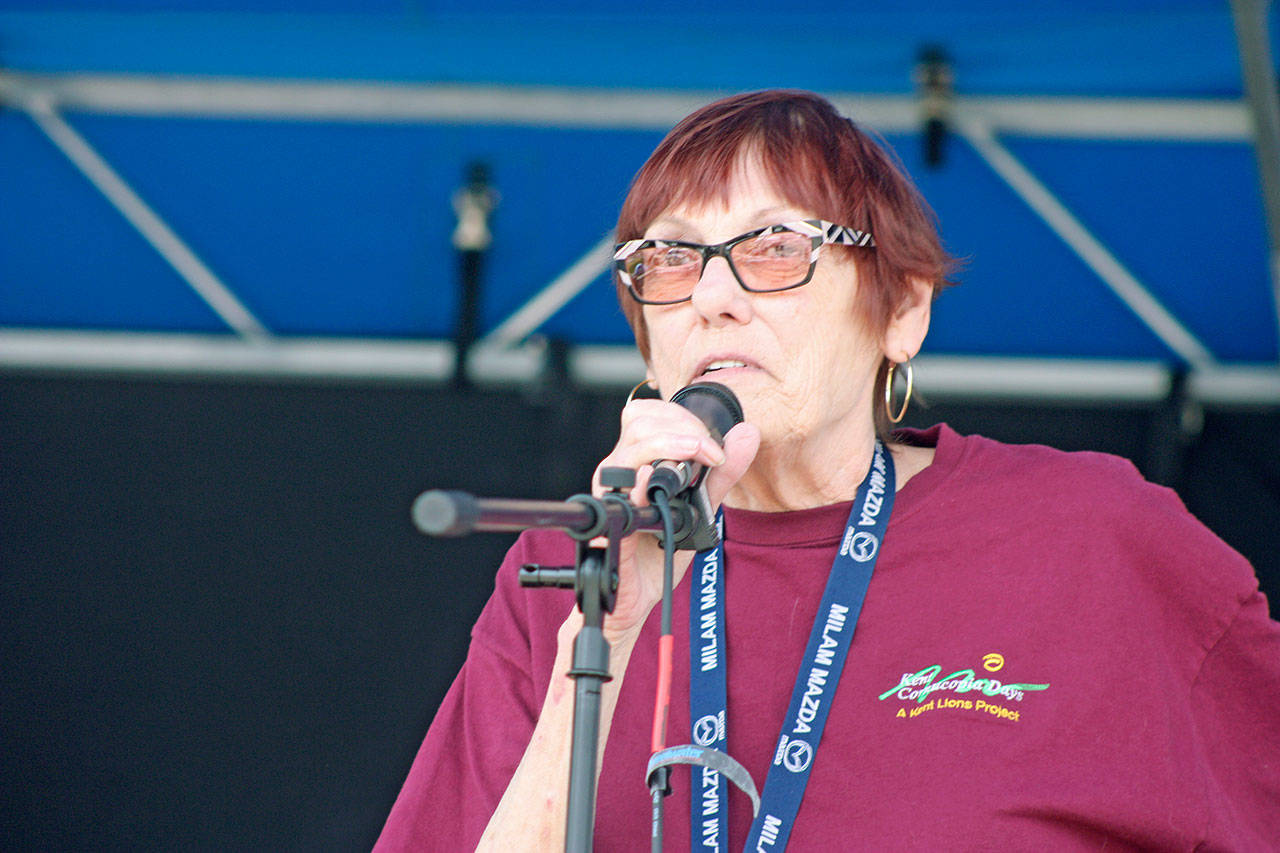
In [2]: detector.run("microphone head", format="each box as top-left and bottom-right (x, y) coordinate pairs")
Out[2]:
(646, 382), (745, 503)
(669, 381), (744, 443)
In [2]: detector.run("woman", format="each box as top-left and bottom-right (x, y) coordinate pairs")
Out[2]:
(378, 90), (1280, 850)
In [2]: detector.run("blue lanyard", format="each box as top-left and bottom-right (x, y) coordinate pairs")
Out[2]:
(689, 441), (896, 853)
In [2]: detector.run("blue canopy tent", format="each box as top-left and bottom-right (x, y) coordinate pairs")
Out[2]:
(1, 1), (1278, 402)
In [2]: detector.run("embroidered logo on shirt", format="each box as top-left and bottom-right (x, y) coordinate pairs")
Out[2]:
(878, 656), (1050, 722)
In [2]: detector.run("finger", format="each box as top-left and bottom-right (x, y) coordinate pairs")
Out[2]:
(629, 463), (654, 506)
(620, 397), (707, 427)
(620, 400), (725, 450)
(703, 421), (761, 508)
(594, 428), (724, 493)
(593, 434), (697, 495)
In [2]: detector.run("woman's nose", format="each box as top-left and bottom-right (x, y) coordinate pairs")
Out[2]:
(690, 256), (752, 324)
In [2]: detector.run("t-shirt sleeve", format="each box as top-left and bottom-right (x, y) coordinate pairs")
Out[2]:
(1192, 587), (1280, 849)
(1045, 448), (1280, 847)
(373, 531), (575, 851)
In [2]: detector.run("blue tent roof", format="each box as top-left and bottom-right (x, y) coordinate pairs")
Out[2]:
(1, 1), (1277, 382)
(0, 2), (1268, 97)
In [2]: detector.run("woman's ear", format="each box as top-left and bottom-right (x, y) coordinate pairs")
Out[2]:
(883, 278), (933, 362)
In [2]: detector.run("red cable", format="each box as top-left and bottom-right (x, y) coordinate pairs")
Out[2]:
(651, 633), (674, 752)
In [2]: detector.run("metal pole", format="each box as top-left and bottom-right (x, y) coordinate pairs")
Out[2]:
(452, 161), (498, 388)
(23, 97), (271, 341)
(958, 116), (1217, 370)
(1230, 0), (1280, 361)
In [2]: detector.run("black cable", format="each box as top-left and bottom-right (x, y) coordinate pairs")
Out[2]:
(653, 491), (675, 635)
(648, 491), (677, 853)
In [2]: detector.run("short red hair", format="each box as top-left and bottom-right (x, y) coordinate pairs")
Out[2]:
(615, 90), (954, 430)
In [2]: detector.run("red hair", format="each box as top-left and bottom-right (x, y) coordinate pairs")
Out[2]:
(614, 90), (955, 432)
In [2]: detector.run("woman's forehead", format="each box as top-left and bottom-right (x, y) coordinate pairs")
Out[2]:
(648, 159), (814, 238)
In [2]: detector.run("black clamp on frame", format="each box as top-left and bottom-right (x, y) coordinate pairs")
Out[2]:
(517, 466), (639, 610)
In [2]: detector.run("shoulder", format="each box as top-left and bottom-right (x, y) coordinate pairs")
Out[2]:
(903, 423), (1165, 527)
(949, 426), (1239, 549)
(939, 425), (1259, 645)
(900, 421), (1140, 483)
(932, 424), (1188, 524)
(502, 527), (580, 569)
(472, 528), (578, 647)
(953, 426), (1142, 488)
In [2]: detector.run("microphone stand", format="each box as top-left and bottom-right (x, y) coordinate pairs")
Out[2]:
(412, 469), (688, 853)
(540, 474), (631, 853)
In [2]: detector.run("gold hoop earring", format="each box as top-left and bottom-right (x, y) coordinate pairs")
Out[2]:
(885, 358), (914, 424)
(627, 378), (658, 404)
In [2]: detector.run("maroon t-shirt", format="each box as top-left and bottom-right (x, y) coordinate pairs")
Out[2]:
(378, 425), (1280, 850)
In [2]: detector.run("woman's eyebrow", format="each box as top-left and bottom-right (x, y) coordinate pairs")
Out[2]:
(645, 206), (804, 240)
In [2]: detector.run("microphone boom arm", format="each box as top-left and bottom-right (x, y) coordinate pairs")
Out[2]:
(411, 478), (711, 549)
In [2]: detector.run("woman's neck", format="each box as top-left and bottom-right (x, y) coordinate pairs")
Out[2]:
(724, 416), (877, 512)
(724, 424), (934, 513)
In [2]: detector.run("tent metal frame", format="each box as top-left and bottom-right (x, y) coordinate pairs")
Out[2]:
(1, 71), (1277, 405)
(1230, 0), (1280, 350)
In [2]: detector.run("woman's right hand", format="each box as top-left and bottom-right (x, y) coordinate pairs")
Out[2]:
(590, 395), (760, 645)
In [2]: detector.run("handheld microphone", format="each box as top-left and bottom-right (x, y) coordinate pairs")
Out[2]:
(646, 382), (744, 501)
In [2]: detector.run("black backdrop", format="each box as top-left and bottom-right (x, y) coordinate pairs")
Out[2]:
(2, 372), (1277, 850)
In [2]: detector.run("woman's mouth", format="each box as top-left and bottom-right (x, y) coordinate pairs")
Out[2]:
(703, 359), (748, 374)
(693, 356), (763, 381)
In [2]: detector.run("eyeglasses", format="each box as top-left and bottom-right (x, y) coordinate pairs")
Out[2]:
(613, 219), (874, 306)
